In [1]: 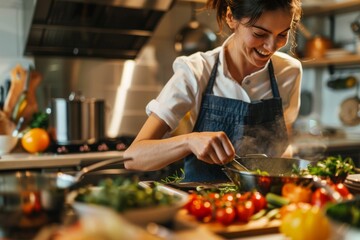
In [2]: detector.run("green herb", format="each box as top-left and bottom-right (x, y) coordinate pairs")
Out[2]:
(299, 155), (355, 183)
(29, 111), (49, 129)
(161, 168), (185, 183)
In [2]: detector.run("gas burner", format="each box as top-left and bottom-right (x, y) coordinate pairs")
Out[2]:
(47, 136), (134, 154)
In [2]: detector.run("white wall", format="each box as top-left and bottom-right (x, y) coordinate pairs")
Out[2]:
(301, 11), (360, 133)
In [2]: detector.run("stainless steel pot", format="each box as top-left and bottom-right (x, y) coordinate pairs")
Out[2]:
(50, 92), (105, 145)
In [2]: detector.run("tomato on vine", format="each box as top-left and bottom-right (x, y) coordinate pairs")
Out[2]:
(215, 206), (236, 225)
(236, 200), (255, 222)
(250, 191), (267, 213)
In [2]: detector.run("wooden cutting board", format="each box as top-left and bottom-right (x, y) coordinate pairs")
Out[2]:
(174, 209), (281, 239)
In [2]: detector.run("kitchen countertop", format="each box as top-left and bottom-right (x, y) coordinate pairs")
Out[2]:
(0, 151), (124, 171)
(1, 134), (360, 171)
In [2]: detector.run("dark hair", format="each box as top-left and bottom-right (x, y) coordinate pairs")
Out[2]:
(206, 0), (302, 52)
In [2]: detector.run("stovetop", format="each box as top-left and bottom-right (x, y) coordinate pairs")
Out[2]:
(47, 136), (135, 154)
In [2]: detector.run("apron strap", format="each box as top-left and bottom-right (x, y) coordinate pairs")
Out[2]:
(268, 60), (280, 98)
(205, 55), (220, 95)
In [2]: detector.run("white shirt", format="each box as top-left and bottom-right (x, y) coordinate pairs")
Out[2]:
(147, 35), (302, 133)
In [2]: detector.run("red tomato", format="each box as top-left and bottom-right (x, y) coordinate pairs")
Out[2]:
(189, 199), (213, 221)
(258, 176), (271, 192)
(250, 191), (267, 213)
(221, 193), (235, 203)
(184, 193), (199, 212)
(311, 188), (332, 208)
(207, 192), (220, 200)
(215, 206), (236, 225)
(333, 183), (351, 198)
(236, 200), (255, 222)
(236, 192), (251, 202)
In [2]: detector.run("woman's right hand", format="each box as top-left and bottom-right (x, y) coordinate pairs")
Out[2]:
(187, 131), (235, 165)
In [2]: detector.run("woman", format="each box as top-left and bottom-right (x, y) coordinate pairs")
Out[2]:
(124, 0), (303, 182)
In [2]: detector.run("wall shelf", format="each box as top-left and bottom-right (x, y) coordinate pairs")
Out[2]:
(303, 0), (360, 16)
(301, 54), (360, 68)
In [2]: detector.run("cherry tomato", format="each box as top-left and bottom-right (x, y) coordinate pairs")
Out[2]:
(333, 183), (351, 198)
(236, 200), (255, 222)
(311, 188), (332, 208)
(189, 199), (213, 221)
(250, 191), (267, 213)
(207, 192), (220, 201)
(235, 192), (251, 202)
(21, 191), (42, 215)
(184, 193), (199, 212)
(258, 176), (271, 193)
(221, 193), (235, 203)
(215, 206), (236, 225)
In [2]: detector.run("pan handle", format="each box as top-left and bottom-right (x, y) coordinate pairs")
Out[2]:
(235, 153), (268, 159)
(74, 157), (133, 183)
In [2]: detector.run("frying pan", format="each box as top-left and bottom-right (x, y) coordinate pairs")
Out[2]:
(339, 81), (360, 126)
(222, 155), (315, 195)
(0, 157), (132, 239)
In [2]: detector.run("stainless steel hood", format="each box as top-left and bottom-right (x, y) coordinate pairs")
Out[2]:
(23, 0), (175, 59)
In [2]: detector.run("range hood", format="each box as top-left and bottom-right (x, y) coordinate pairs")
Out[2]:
(23, 0), (175, 59)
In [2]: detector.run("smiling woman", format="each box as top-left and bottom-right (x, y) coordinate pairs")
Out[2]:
(124, 0), (303, 183)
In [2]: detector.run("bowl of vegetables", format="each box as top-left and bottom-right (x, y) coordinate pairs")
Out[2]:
(299, 155), (356, 184)
(69, 177), (189, 226)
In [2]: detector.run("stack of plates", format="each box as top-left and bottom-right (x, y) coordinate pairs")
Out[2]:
(344, 174), (360, 194)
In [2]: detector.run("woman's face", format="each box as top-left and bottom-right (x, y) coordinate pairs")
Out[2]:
(230, 8), (293, 67)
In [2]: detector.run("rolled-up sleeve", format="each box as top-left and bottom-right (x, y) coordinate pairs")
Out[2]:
(146, 57), (201, 130)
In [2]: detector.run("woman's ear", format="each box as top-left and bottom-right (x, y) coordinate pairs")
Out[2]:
(226, 7), (237, 30)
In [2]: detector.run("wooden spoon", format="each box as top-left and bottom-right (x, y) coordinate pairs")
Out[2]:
(3, 65), (27, 119)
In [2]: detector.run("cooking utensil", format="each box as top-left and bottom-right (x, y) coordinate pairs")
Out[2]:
(19, 69), (42, 124)
(11, 66), (31, 122)
(11, 116), (24, 137)
(233, 154), (250, 172)
(3, 65), (27, 119)
(174, 2), (217, 56)
(339, 81), (360, 126)
(222, 155), (315, 195)
(50, 91), (105, 145)
(0, 157), (132, 239)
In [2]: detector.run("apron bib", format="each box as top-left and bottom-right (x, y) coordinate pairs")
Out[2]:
(183, 55), (288, 182)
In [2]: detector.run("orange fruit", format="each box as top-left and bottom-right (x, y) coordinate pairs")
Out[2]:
(21, 128), (50, 153)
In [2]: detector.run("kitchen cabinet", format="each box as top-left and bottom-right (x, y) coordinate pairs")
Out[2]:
(300, 0), (360, 69)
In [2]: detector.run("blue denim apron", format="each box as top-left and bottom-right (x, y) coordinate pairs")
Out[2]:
(182, 55), (288, 182)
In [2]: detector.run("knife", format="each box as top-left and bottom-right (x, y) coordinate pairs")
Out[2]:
(0, 86), (4, 110)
